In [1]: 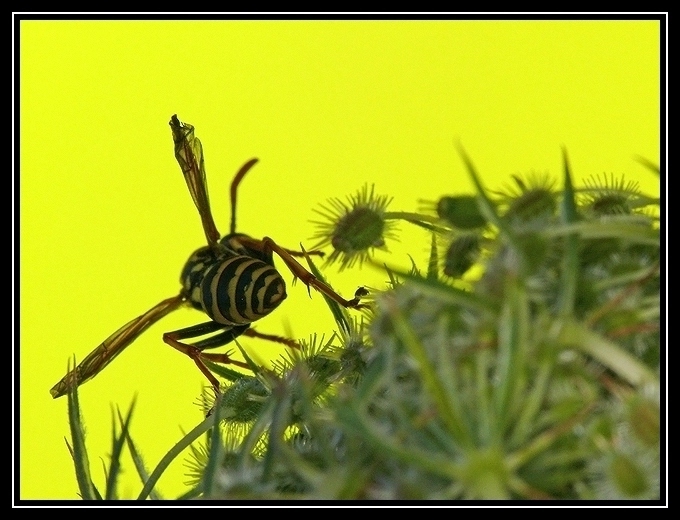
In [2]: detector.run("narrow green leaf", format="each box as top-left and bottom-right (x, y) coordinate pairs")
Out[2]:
(303, 245), (351, 335)
(557, 149), (579, 317)
(202, 360), (251, 383)
(384, 211), (450, 233)
(138, 412), (218, 500)
(456, 145), (504, 232)
(262, 382), (291, 482)
(105, 399), (135, 500)
(456, 144), (525, 274)
(233, 339), (266, 377)
(543, 220), (659, 245)
(507, 402), (595, 470)
(633, 155), (660, 176)
(237, 397), (276, 469)
(66, 357), (97, 500)
(337, 404), (462, 480)
(508, 358), (553, 448)
(427, 233), (439, 280)
(372, 262), (499, 315)
(433, 315), (473, 446)
(116, 407), (163, 500)
(474, 348), (493, 446)
(201, 393), (225, 498)
(351, 345), (387, 406)
(386, 301), (472, 446)
(493, 280), (528, 439)
(558, 320), (658, 387)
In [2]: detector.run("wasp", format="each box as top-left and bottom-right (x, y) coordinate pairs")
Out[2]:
(50, 115), (366, 399)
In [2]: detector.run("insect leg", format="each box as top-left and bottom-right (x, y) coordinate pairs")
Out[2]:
(194, 328), (300, 377)
(259, 236), (368, 309)
(50, 294), (187, 398)
(226, 158), (323, 260)
(163, 322), (251, 394)
(242, 328), (300, 349)
(280, 247), (325, 258)
(163, 321), (304, 393)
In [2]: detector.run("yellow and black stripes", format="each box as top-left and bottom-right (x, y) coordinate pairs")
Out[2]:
(187, 253), (286, 326)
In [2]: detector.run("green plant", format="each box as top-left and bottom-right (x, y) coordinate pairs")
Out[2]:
(63, 149), (661, 500)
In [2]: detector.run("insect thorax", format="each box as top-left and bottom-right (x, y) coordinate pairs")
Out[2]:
(180, 241), (287, 326)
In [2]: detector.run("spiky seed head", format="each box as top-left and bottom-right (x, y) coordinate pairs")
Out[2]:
(331, 206), (385, 252)
(311, 184), (395, 270)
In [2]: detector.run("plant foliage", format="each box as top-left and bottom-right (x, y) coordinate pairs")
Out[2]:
(64, 151), (661, 500)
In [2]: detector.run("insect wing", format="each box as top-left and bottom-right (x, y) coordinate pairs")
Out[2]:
(169, 115), (221, 246)
(50, 294), (185, 398)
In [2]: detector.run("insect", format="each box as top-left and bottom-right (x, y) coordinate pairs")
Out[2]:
(50, 115), (366, 399)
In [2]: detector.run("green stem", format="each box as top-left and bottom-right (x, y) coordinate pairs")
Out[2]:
(383, 211), (439, 223)
(137, 413), (218, 500)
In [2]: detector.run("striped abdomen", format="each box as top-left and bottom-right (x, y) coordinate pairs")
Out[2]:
(182, 247), (287, 326)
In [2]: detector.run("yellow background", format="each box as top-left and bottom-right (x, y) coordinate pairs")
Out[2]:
(19, 20), (660, 499)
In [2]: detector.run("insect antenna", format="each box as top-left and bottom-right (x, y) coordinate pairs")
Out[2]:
(230, 158), (259, 234)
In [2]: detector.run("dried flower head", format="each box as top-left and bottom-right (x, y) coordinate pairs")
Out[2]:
(311, 184), (396, 270)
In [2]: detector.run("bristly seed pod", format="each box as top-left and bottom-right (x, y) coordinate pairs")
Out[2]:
(443, 233), (481, 278)
(311, 184), (396, 270)
(582, 173), (640, 217)
(331, 206), (385, 252)
(494, 173), (556, 223)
